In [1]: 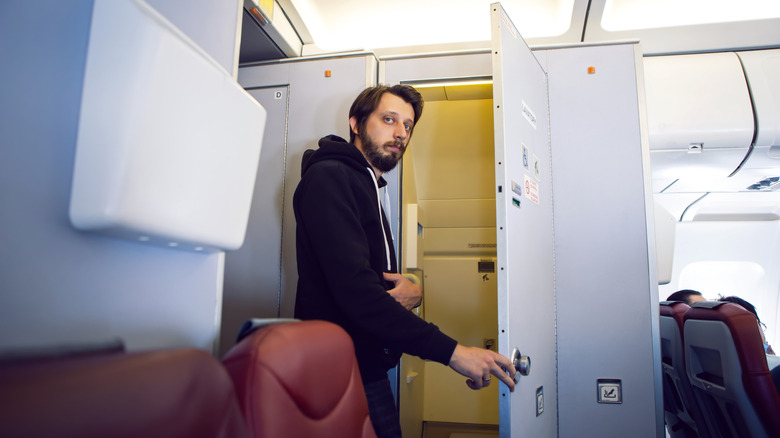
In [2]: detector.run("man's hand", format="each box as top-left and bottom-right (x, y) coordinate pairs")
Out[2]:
(448, 344), (516, 392)
(384, 272), (422, 311)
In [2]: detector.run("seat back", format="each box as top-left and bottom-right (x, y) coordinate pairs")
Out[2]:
(0, 348), (249, 438)
(222, 320), (376, 438)
(659, 301), (709, 437)
(683, 301), (780, 438)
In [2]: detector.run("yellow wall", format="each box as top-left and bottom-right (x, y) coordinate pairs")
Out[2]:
(401, 97), (499, 426)
(410, 99), (495, 202)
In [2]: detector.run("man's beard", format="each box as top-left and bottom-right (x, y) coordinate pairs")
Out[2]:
(359, 130), (406, 173)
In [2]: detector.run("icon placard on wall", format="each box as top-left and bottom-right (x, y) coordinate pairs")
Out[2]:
(522, 144), (529, 170)
(522, 100), (537, 129)
(597, 379), (622, 404)
(536, 386), (544, 416)
(533, 154), (541, 180)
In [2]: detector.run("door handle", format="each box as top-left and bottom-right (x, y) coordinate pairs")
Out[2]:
(402, 273), (422, 316)
(510, 347), (531, 383)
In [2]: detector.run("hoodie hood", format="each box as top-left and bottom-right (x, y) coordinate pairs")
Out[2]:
(302, 135), (387, 188)
(301, 135), (393, 271)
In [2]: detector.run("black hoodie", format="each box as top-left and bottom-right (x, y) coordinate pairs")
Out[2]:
(293, 135), (457, 383)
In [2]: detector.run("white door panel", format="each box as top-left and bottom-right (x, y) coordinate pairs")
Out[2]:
(491, 4), (557, 437)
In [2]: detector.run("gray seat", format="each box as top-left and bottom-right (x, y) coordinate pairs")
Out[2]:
(659, 300), (711, 437)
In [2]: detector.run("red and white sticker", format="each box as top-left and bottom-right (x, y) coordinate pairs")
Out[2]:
(524, 173), (539, 205)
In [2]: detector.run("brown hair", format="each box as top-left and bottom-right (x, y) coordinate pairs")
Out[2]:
(348, 84), (424, 144)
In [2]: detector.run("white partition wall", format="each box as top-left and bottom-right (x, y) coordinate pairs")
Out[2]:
(222, 55), (377, 354)
(219, 86), (289, 355)
(0, 0), (244, 354)
(540, 42), (663, 437)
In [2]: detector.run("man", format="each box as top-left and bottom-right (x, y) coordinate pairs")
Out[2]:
(293, 85), (516, 436)
(666, 289), (706, 306)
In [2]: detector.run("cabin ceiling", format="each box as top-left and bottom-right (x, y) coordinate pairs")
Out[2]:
(240, 0), (780, 64)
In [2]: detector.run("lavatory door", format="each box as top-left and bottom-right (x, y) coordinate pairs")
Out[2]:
(491, 3), (557, 437)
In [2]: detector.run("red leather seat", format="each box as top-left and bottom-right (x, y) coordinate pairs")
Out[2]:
(683, 301), (780, 437)
(222, 320), (376, 438)
(0, 348), (249, 438)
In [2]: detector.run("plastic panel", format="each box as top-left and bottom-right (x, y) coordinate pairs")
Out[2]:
(70, 0), (266, 252)
(545, 43), (662, 437)
(585, 0), (780, 56)
(238, 54), (377, 318)
(644, 52), (755, 181)
(659, 217), (780, 349)
(655, 199), (676, 285)
(643, 53), (754, 152)
(491, 4), (557, 436)
(732, 49), (780, 180)
(739, 49), (780, 148)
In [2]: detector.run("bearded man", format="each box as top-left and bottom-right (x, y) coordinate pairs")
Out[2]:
(293, 85), (515, 438)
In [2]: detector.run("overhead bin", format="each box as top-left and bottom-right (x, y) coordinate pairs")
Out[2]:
(739, 49), (780, 148)
(240, 0), (302, 63)
(680, 193), (780, 222)
(644, 52), (755, 188)
(732, 49), (780, 179)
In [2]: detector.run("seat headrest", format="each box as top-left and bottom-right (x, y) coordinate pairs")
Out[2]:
(660, 301), (690, 323)
(689, 300), (726, 309)
(222, 320), (375, 438)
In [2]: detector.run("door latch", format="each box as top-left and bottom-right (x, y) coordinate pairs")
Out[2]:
(510, 347), (531, 383)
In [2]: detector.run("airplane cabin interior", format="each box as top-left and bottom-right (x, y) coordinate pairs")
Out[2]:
(1, 0), (780, 437)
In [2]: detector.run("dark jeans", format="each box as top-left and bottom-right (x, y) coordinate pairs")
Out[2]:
(363, 378), (402, 438)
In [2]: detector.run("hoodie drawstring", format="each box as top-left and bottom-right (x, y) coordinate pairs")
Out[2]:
(383, 189), (394, 243)
(366, 167), (392, 271)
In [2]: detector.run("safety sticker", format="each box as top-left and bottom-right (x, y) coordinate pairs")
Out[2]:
(524, 173), (539, 205)
(533, 154), (541, 180)
(511, 179), (523, 197)
(522, 144), (529, 170)
(522, 100), (537, 130)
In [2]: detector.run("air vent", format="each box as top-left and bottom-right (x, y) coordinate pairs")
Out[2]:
(478, 260), (495, 273)
(746, 176), (780, 191)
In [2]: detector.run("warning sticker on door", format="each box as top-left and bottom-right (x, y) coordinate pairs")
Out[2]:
(533, 154), (541, 180)
(522, 100), (537, 130)
(524, 173), (539, 205)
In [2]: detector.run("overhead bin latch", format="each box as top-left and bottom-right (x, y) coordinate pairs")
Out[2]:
(688, 143), (703, 153)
